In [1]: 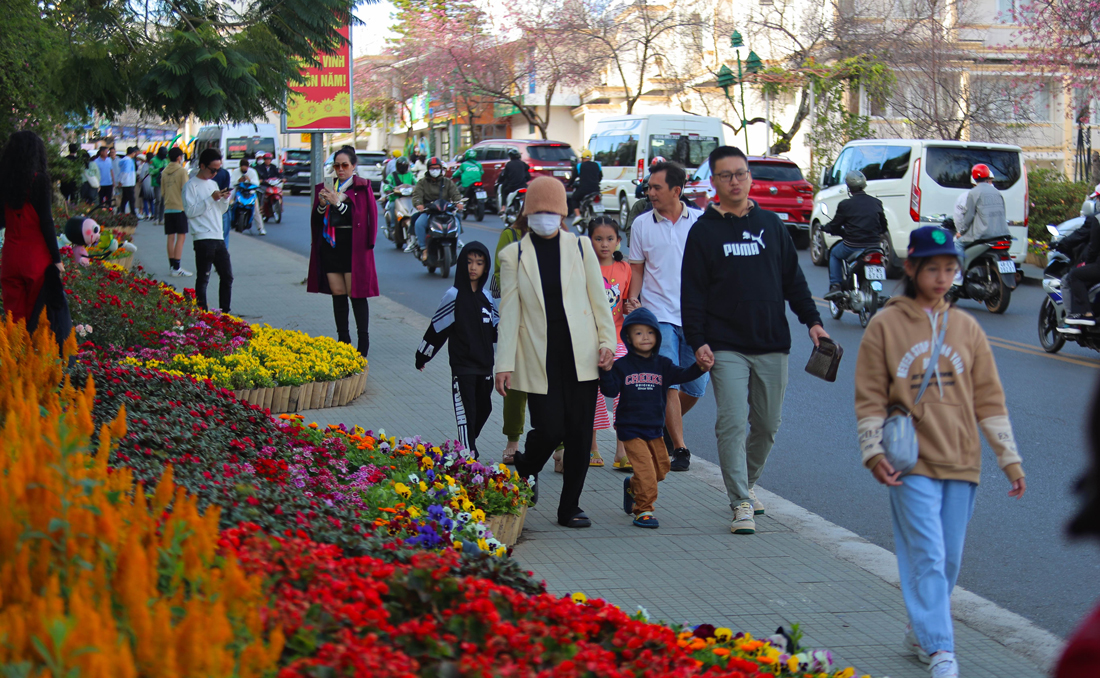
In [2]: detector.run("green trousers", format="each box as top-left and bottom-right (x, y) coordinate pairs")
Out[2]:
(502, 389), (528, 442)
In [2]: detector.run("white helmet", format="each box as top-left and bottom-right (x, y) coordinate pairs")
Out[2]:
(1083, 197), (1098, 218)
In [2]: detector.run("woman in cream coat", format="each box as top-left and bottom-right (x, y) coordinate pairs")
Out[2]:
(494, 177), (617, 528)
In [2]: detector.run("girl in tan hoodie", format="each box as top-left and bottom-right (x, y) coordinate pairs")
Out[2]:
(854, 226), (1025, 678)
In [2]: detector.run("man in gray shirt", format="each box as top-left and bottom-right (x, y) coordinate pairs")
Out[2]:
(958, 163), (1009, 245)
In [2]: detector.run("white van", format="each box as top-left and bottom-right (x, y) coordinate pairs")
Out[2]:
(810, 140), (1028, 276)
(191, 123), (283, 169)
(587, 114), (724, 224)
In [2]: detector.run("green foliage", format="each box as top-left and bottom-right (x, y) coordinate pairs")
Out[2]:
(1026, 168), (1092, 240)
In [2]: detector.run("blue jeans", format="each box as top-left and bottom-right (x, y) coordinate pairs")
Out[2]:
(222, 209), (232, 247)
(414, 212), (462, 249)
(656, 322), (709, 398)
(828, 243), (866, 287)
(890, 475), (977, 656)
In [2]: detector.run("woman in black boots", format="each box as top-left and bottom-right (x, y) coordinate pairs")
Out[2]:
(307, 146), (379, 356)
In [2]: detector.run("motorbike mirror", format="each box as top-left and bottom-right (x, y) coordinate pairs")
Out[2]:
(1046, 224), (1060, 237)
(819, 203), (829, 216)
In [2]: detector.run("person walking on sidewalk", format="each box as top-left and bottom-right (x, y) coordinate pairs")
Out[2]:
(492, 214), (530, 465)
(150, 147), (168, 224)
(212, 164), (232, 247)
(600, 308), (707, 529)
(93, 146), (114, 208)
(590, 216), (633, 469)
(183, 148), (233, 314)
(161, 148), (192, 277)
(681, 146), (827, 535)
(495, 176), (617, 528)
(308, 146), (379, 357)
(625, 160), (706, 473)
(416, 242), (498, 458)
(116, 147), (138, 216)
(854, 226), (1026, 678)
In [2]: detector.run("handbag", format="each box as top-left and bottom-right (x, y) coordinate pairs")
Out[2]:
(881, 312), (948, 476)
(804, 336), (843, 382)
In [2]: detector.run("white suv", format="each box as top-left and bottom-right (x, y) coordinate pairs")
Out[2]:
(809, 140), (1028, 277)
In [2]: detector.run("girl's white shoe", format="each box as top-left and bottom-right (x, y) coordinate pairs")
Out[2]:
(929, 651), (958, 678)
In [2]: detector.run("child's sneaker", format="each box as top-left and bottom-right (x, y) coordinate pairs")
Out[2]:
(731, 502), (755, 534)
(633, 511), (659, 528)
(622, 476), (634, 515)
(903, 625), (930, 664)
(929, 651), (958, 678)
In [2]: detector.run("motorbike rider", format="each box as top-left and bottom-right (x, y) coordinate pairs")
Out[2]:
(454, 148), (485, 210)
(1063, 198), (1100, 329)
(824, 170), (888, 299)
(568, 148), (603, 226)
(255, 153), (282, 218)
(383, 156), (417, 230)
(957, 163), (1010, 264)
(229, 158), (263, 235)
(410, 156), (464, 260)
(383, 148), (403, 180)
(496, 147), (531, 215)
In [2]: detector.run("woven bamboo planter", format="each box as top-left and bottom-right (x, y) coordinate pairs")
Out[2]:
(112, 255), (134, 271)
(1025, 251), (1048, 268)
(485, 506), (528, 547)
(231, 364), (369, 414)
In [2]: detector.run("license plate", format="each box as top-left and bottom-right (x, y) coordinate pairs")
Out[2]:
(865, 266), (886, 280)
(776, 212), (789, 221)
(592, 202), (605, 212)
(298, 171), (309, 177)
(475, 191), (487, 200)
(997, 260), (1016, 274)
(554, 171), (569, 177)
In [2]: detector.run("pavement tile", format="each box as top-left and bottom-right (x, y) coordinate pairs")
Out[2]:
(126, 225), (1049, 678)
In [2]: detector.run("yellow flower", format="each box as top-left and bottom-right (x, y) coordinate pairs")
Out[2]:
(476, 538), (489, 551)
(408, 506), (422, 518)
(471, 509), (485, 523)
(393, 483), (411, 499)
(714, 627), (733, 642)
(570, 592), (588, 604)
(837, 670), (855, 678)
(418, 481), (428, 492)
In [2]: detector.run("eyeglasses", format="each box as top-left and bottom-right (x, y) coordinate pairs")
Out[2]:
(714, 170), (751, 184)
(333, 162), (353, 169)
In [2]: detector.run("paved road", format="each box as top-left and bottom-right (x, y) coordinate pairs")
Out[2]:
(259, 194), (1098, 637)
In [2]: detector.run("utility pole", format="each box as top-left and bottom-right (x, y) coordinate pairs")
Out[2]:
(311, 133), (325, 190)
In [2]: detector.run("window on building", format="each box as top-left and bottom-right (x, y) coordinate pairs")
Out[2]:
(981, 78), (1051, 123)
(995, 0), (1032, 23)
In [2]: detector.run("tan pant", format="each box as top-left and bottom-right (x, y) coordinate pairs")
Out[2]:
(624, 438), (670, 515)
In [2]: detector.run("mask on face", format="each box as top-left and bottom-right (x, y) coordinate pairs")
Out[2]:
(527, 213), (561, 236)
(428, 168), (442, 178)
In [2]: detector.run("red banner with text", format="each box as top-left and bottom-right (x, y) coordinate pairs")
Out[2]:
(283, 27), (353, 133)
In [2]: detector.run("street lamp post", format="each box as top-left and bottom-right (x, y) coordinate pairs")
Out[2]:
(717, 31), (763, 155)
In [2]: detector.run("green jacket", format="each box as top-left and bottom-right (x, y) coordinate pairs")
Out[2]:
(455, 160), (484, 189)
(385, 171), (417, 195)
(149, 156), (168, 189)
(491, 224), (522, 296)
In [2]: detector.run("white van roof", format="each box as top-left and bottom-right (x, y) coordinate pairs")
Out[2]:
(845, 138), (1022, 153)
(592, 114), (723, 133)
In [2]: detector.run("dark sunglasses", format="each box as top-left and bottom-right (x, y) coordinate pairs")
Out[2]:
(333, 162), (353, 169)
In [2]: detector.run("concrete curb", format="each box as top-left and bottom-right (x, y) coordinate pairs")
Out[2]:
(684, 458), (1063, 674)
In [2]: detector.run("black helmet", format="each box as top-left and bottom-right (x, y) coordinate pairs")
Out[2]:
(396, 157), (410, 172)
(507, 147), (521, 159)
(426, 156), (442, 169)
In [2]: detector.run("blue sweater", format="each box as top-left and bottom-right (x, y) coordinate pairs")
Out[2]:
(598, 308), (704, 441)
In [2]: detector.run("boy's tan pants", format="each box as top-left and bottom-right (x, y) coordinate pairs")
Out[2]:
(624, 438), (670, 514)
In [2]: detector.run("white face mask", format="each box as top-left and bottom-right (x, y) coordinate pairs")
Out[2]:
(527, 213), (561, 236)
(428, 168), (442, 178)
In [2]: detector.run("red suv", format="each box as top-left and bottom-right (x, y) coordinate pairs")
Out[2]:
(683, 157), (814, 249)
(447, 139), (575, 211)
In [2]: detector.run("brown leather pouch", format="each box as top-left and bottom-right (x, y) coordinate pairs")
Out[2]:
(805, 337), (843, 382)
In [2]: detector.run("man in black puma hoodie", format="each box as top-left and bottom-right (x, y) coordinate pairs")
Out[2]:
(416, 241), (498, 457)
(680, 146), (827, 535)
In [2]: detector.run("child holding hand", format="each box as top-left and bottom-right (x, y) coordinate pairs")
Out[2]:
(589, 216), (633, 469)
(600, 307), (709, 528)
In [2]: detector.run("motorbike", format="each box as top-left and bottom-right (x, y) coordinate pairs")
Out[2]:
(826, 245), (887, 328)
(464, 182), (487, 222)
(946, 236), (1017, 313)
(1039, 224), (1100, 354)
(383, 184), (416, 250)
(573, 190), (604, 235)
(260, 178), (283, 224)
(500, 187), (526, 226)
(231, 182), (259, 233)
(409, 198), (462, 279)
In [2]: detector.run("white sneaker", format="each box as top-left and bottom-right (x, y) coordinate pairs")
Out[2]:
(170, 267), (193, 277)
(748, 487), (764, 515)
(929, 651), (958, 678)
(731, 502), (755, 534)
(257, 227), (267, 236)
(904, 625), (930, 664)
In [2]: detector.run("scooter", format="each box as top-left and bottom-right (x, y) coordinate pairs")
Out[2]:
(574, 191), (604, 235)
(260, 178), (283, 224)
(946, 236), (1017, 314)
(409, 199), (462, 279)
(826, 245), (887, 328)
(464, 182), (487, 222)
(1039, 223), (1100, 353)
(500, 187), (526, 226)
(384, 184), (415, 250)
(231, 182), (259, 233)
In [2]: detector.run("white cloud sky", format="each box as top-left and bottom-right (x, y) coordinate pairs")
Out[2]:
(353, 1), (398, 56)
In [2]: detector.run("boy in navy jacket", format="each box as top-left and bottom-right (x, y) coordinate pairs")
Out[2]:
(600, 307), (708, 528)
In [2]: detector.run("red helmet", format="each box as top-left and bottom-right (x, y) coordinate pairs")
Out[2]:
(971, 164), (992, 183)
(650, 155), (667, 169)
(426, 156), (442, 169)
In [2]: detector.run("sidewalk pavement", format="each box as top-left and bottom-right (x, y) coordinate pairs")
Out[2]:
(128, 225), (1060, 678)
